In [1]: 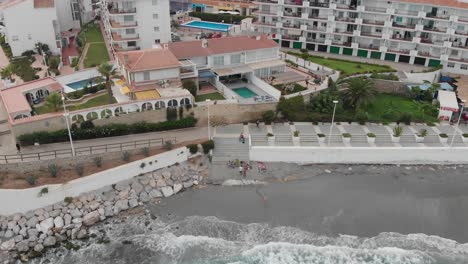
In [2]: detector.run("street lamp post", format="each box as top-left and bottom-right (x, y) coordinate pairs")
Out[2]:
(61, 94), (75, 156)
(328, 100), (339, 146)
(206, 99), (211, 140)
(450, 101), (465, 148)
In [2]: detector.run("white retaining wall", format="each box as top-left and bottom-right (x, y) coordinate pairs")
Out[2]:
(248, 74), (281, 100)
(250, 146), (468, 164)
(0, 147), (189, 215)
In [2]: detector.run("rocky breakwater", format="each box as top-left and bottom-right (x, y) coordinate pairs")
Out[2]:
(0, 157), (208, 261)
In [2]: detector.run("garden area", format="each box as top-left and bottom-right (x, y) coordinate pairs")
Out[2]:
(77, 23), (109, 68)
(288, 51), (395, 77)
(189, 12), (253, 24)
(274, 83), (307, 95)
(274, 77), (439, 124)
(34, 93), (116, 115)
(195, 92), (225, 102)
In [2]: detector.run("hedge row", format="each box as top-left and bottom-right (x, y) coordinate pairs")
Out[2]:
(189, 12), (252, 23)
(18, 117), (198, 146)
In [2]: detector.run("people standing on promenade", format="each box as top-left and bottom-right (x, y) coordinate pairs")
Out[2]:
(256, 120), (260, 128)
(16, 143), (21, 153)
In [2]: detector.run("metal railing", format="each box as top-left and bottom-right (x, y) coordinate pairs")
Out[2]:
(0, 137), (176, 164)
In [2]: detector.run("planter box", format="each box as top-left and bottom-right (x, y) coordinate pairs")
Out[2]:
(439, 136), (448, 144)
(267, 136), (275, 146)
(462, 136), (468, 143)
(391, 135), (400, 143)
(342, 137), (351, 143)
(293, 136), (300, 146)
(317, 136), (326, 143)
(415, 135), (424, 143)
(367, 137), (376, 143)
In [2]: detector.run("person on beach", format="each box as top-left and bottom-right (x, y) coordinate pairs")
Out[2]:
(239, 165), (243, 176)
(240, 133), (244, 143)
(16, 143), (21, 153)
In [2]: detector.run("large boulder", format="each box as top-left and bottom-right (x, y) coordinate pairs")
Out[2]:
(15, 241), (29, 252)
(43, 236), (56, 247)
(38, 218), (54, 233)
(149, 190), (162, 199)
(129, 199), (138, 208)
(26, 216), (38, 228)
(114, 200), (129, 212)
(161, 187), (174, 197)
(183, 180), (194, 189)
(34, 243), (44, 252)
(53, 217), (64, 229)
(0, 239), (15, 251)
(131, 182), (144, 195)
(173, 184), (183, 194)
(139, 192), (150, 203)
(83, 211), (100, 226)
(156, 179), (167, 188)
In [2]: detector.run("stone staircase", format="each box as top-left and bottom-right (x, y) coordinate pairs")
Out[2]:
(300, 134), (318, 143)
(350, 134), (368, 143)
(212, 137), (250, 164)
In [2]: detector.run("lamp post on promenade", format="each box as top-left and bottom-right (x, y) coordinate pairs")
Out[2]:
(328, 100), (339, 146)
(450, 100), (465, 148)
(206, 99), (211, 140)
(61, 93), (75, 156)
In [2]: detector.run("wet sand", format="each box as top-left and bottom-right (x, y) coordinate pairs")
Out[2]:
(149, 164), (468, 243)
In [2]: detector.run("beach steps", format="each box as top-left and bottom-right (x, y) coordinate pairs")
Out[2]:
(212, 137), (250, 164)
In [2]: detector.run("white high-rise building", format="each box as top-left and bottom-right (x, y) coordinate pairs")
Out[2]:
(0, 0), (95, 56)
(101, 0), (171, 52)
(253, 0), (468, 74)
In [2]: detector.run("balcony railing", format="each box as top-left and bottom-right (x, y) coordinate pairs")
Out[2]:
(362, 19), (385, 26)
(306, 25), (326, 32)
(253, 10), (277, 16)
(283, 23), (301, 29)
(336, 4), (356, 10)
(332, 41), (352, 47)
(455, 30), (468, 36)
(309, 1), (329, 8)
(392, 22), (416, 29)
(423, 26), (447, 33)
(113, 45), (140, 52)
(458, 16), (468, 23)
(306, 38), (325, 43)
(254, 0), (278, 3)
(449, 57), (468, 62)
(109, 20), (138, 28)
(359, 44), (379, 50)
(284, 0), (303, 6)
(418, 51), (439, 58)
(391, 35), (413, 41)
(452, 44), (468, 50)
(283, 12), (302, 18)
(253, 21), (277, 27)
(308, 15), (327, 20)
(394, 9), (418, 16)
(335, 16), (356, 22)
(111, 33), (140, 41)
(426, 13), (449, 20)
(360, 32), (382, 38)
(282, 35), (301, 40)
(109, 8), (136, 14)
(364, 6), (387, 13)
(420, 38), (433, 44)
(387, 49), (410, 54)
(334, 29), (353, 35)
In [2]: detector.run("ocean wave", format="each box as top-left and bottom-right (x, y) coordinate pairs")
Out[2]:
(222, 179), (267, 186)
(30, 215), (468, 264)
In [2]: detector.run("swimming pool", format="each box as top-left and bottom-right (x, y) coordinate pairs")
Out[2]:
(233, 87), (257, 98)
(182, 21), (232, 32)
(66, 78), (100, 90)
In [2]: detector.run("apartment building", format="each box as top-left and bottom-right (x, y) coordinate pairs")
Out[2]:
(101, 0), (171, 52)
(170, 0), (191, 12)
(192, 0), (257, 15)
(0, 0), (94, 56)
(253, 0), (468, 74)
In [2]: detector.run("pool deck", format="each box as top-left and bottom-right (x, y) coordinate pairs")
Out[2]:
(225, 81), (272, 103)
(181, 21), (232, 32)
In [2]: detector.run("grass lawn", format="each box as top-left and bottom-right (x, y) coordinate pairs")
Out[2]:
(84, 43), (109, 68)
(195, 92), (225, 102)
(363, 94), (437, 122)
(35, 94), (116, 115)
(81, 24), (105, 42)
(288, 52), (395, 77)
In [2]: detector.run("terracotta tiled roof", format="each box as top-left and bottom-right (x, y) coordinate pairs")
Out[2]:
(33, 0), (54, 8)
(0, 77), (63, 116)
(116, 48), (181, 72)
(167, 35), (279, 59)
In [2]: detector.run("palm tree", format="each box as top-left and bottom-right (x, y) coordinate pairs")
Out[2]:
(97, 62), (118, 104)
(0, 65), (15, 81)
(44, 93), (63, 112)
(342, 77), (377, 111)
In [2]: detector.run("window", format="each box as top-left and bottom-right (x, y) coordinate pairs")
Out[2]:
(153, 13), (159, 19)
(230, 54), (241, 64)
(128, 41), (137, 47)
(154, 26), (160, 32)
(125, 28), (135, 34)
(124, 15), (133, 22)
(462, 64), (468, 70)
(447, 62), (455, 68)
(213, 56), (224, 66)
(28, 34), (32, 40)
(12, 35), (19, 41)
(376, 28), (382, 33)
(396, 16), (403, 23)
(143, 71), (150, 80)
(152, 0), (158, 5)
(154, 39), (160, 44)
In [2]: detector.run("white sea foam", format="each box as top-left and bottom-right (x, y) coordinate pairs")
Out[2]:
(222, 179), (267, 186)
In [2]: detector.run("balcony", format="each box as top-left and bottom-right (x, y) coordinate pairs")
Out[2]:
(306, 37), (325, 43)
(426, 13), (449, 20)
(387, 48), (410, 55)
(109, 20), (138, 28)
(309, 1), (329, 8)
(308, 15), (327, 20)
(452, 44), (468, 50)
(332, 41), (352, 47)
(306, 25), (326, 32)
(362, 19), (385, 26)
(394, 9), (418, 16)
(358, 44), (379, 50)
(282, 35), (301, 40)
(418, 51), (440, 58)
(284, 0), (304, 6)
(336, 4), (356, 10)
(253, 10), (277, 16)
(455, 30), (468, 36)
(364, 6), (387, 13)
(420, 38), (433, 44)
(391, 35), (413, 41)
(335, 16), (356, 23)
(459, 16), (468, 23)
(283, 11), (302, 18)
(449, 56), (468, 63)
(334, 29), (353, 35)
(111, 33), (139, 41)
(253, 0), (278, 3)
(282, 22), (301, 29)
(113, 45), (140, 52)
(108, 8), (136, 14)
(392, 22), (416, 29)
(253, 21), (277, 27)
(360, 32), (382, 38)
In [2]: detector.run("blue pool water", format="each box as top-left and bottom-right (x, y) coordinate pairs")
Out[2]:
(182, 21), (232, 32)
(66, 78), (99, 90)
(233, 87), (257, 98)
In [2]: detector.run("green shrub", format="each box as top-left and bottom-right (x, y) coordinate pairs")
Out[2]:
(189, 12), (251, 23)
(187, 144), (198, 154)
(393, 126), (403, 137)
(201, 140), (215, 154)
(140, 162), (146, 169)
(439, 133), (448, 138)
(25, 175), (37, 186)
(317, 133), (325, 138)
(75, 163), (84, 177)
(182, 79), (197, 96)
(267, 133), (274, 137)
(367, 133), (376, 137)
(355, 111), (368, 125)
(39, 187), (48, 197)
(463, 134), (468, 138)
(418, 129), (428, 137)
(164, 140), (174, 150)
(18, 117), (198, 146)
(426, 122), (436, 126)
(93, 156), (103, 167)
(342, 133), (351, 138)
(80, 120), (95, 129)
(398, 113), (412, 125)
(141, 147), (150, 157)
(262, 110), (275, 124)
(121, 151), (131, 162)
(166, 107), (178, 121)
(293, 130), (300, 137)
(64, 197), (73, 204)
(48, 163), (60, 178)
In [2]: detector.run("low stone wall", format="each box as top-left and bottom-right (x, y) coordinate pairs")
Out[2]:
(373, 79), (412, 95)
(0, 150), (206, 255)
(250, 146), (468, 164)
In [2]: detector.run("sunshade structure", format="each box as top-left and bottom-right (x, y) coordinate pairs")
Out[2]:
(135, 90), (161, 100)
(438, 90), (459, 121)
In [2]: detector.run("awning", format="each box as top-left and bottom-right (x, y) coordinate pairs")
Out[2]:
(248, 60), (286, 70)
(120, 86), (130, 94)
(199, 71), (216, 78)
(438, 90), (459, 112)
(135, 90), (161, 100)
(214, 65), (252, 76)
